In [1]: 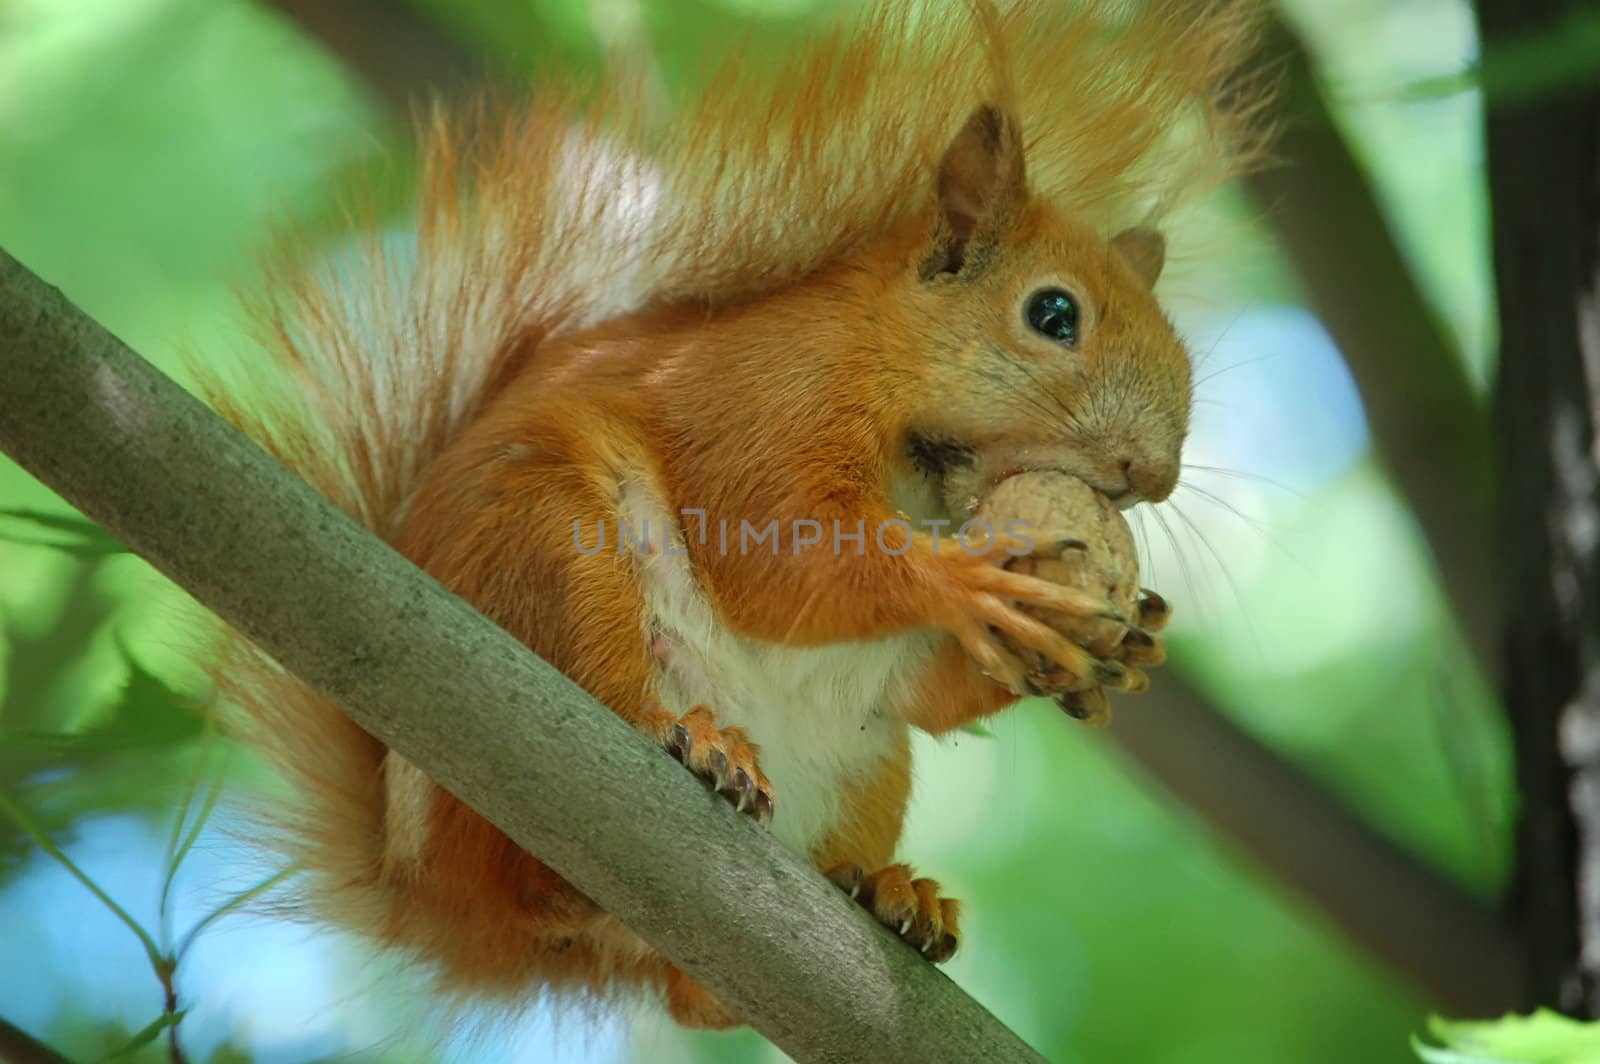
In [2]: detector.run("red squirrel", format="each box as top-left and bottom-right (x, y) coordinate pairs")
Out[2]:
(204, 0), (1267, 1030)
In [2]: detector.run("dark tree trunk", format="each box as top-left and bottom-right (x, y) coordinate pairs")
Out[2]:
(1479, 0), (1600, 1014)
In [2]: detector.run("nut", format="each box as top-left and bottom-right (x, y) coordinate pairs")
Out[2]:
(974, 470), (1160, 725)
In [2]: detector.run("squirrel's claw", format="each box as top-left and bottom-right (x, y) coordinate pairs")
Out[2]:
(935, 536), (1131, 694)
(826, 863), (865, 899)
(1137, 589), (1171, 632)
(1057, 685), (1111, 725)
(826, 862), (960, 964)
(1119, 626), (1166, 667)
(660, 704), (775, 827)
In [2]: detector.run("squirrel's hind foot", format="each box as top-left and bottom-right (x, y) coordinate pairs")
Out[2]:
(826, 862), (960, 964)
(650, 702), (775, 825)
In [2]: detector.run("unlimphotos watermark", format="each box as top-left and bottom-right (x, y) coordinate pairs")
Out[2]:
(573, 510), (1038, 557)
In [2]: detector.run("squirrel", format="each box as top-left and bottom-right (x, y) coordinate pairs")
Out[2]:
(201, 0), (1267, 1032)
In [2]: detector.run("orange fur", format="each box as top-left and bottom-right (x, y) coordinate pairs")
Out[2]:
(895, 638), (1018, 737)
(814, 731), (915, 874)
(199, 0), (1268, 1030)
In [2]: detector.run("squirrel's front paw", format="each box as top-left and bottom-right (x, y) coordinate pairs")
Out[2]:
(1016, 586), (1170, 716)
(658, 704), (775, 825)
(826, 862), (960, 963)
(929, 530), (1122, 696)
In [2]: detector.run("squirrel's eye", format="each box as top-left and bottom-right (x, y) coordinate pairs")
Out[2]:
(1025, 288), (1080, 347)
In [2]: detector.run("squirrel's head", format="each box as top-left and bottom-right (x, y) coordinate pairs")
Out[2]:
(890, 105), (1191, 515)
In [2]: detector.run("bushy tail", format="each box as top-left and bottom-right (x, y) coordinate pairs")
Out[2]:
(194, 111), (675, 1007)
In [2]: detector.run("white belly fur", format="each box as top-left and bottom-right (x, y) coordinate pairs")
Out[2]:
(618, 479), (935, 859)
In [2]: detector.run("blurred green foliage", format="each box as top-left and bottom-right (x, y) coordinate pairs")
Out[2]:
(1401, 5), (1600, 108)
(0, 0), (1571, 1061)
(1419, 1012), (1600, 1064)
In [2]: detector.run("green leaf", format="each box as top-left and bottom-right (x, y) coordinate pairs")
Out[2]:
(0, 507), (126, 556)
(1418, 1011), (1600, 1064)
(1414, 1033), (1517, 1064)
(99, 1010), (185, 1062)
(1, 656), (205, 771)
(0, 647), (210, 877)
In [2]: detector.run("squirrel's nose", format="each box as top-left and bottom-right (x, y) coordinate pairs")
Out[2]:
(1113, 457), (1179, 506)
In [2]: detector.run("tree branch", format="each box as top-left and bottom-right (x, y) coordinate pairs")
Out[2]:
(1111, 678), (1523, 1014)
(1243, 21), (1499, 674)
(0, 249), (1046, 1062)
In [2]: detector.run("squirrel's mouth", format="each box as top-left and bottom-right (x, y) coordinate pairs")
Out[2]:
(905, 432), (1030, 519)
(904, 431), (1138, 516)
(906, 433), (979, 481)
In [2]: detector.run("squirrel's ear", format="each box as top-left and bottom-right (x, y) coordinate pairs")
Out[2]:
(1111, 227), (1166, 290)
(921, 104), (1027, 280)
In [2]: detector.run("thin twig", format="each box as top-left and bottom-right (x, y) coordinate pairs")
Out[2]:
(0, 791), (165, 972)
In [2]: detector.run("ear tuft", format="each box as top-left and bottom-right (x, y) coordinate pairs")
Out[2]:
(921, 104), (1027, 280)
(1111, 227), (1166, 290)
